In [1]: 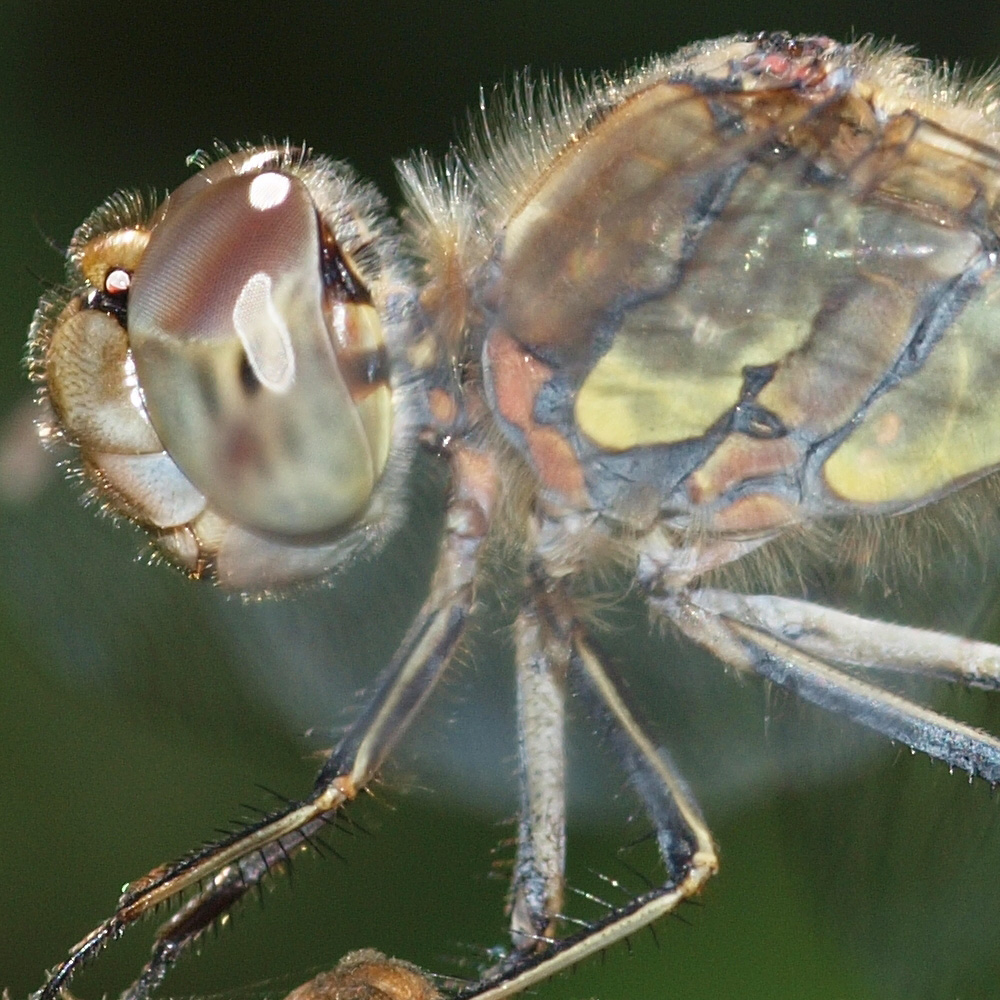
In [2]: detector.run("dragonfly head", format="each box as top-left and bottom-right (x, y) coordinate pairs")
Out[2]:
(30, 143), (418, 592)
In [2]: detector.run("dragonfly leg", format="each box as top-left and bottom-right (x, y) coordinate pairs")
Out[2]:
(459, 626), (718, 1000)
(569, 632), (718, 895)
(508, 570), (569, 953)
(33, 444), (499, 1000)
(652, 588), (1000, 783)
(692, 588), (1000, 689)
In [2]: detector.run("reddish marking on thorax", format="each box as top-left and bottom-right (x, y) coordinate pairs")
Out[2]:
(487, 331), (586, 504)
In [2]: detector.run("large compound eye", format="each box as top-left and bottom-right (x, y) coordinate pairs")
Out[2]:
(128, 161), (392, 538)
(34, 146), (410, 589)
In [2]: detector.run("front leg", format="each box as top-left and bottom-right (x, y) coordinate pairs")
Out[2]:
(33, 443), (498, 1000)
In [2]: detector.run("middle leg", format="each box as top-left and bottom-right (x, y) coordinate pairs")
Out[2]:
(464, 572), (718, 998)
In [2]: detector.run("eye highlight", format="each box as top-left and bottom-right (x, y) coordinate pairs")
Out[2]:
(247, 170), (293, 210)
(229, 269), (297, 393)
(104, 267), (131, 294)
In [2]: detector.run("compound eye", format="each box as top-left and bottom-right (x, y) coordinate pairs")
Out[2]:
(127, 166), (391, 538)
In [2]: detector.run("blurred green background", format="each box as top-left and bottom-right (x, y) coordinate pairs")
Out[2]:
(4, 3), (1000, 1000)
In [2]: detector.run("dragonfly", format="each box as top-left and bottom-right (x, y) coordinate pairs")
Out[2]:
(18, 29), (1000, 1000)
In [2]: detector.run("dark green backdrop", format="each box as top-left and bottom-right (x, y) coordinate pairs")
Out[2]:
(3, 4), (1000, 1000)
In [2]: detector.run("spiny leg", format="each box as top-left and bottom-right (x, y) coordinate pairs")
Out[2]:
(571, 633), (716, 885)
(33, 445), (498, 1000)
(462, 628), (718, 1000)
(653, 589), (1000, 782)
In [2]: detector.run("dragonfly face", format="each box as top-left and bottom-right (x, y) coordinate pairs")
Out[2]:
(19, 29), (1000, 1000)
